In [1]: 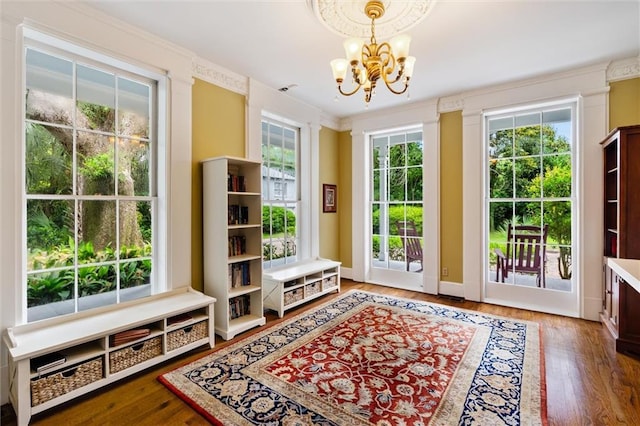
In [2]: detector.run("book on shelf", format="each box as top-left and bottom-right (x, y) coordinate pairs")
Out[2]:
(228, 235), (247, 256)
(31, 352), (67, 373)
(228, 262), (251, 288)
(167, 313), (193, 326)
(228, 205), (249, 225)
(227, 173), (246, 192)
(110, 328), (151, 347)
(229, 294), (251, 320)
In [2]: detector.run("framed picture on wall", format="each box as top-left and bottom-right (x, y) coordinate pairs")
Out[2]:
(323, 184), (337, 213)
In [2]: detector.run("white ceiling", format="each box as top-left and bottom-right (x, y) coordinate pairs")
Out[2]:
(83, 0), (639, 119)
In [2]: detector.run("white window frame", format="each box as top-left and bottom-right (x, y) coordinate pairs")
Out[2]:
(20, 29), (168, 323)
(261, 117), (301, 269)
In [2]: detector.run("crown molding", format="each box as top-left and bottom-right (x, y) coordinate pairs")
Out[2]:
(607, 57), (640, 82)
(192, 57), (248, 95)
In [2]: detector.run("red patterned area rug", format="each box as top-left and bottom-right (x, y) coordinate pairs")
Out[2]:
(159, 290), (546, 425)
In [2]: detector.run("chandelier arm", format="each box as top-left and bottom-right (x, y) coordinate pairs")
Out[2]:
(337, 82), (364, 97)
(383, 78), (410, 95)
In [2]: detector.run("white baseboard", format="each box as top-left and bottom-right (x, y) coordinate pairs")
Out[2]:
(438, 280), (465, 298)
(583, 295), (603, 322)
(339, 267), (353, 280)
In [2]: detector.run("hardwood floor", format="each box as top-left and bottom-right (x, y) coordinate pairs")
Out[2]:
(3, 279), (640, 425)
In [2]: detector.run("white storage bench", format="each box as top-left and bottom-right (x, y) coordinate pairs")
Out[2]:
(2, 287), (215, 425)
(263, 258), (341, 318)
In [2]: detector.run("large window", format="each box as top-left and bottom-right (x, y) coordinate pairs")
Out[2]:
(261, 119), (299, 270)
(24, 43), (159, 322)
(486, 105), (574, 291)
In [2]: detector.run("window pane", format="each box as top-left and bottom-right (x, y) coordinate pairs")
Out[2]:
(372, 145), (382, 169)
(514, 124), (541, 157)
(120, 200), (151, 250)
(77, 132), (115, 196)
(389, 143), (405, 168)
(543, 109), (572, 154)
(515, 157), (541, 198)
(120, 259), (152, 289)
(372, 203), (380, 234)
(117, 77), (150, 139)
(78, 264), (117, 312)
(26, 49), (73, 125)
(25, 124), (73, 195)
(27, 199), (75, 271)
(388, 168), (406, 201)
(488, 128), (513, 159)
(407, 140), (422, 166)
(27, 269), (76, 312)
(542, 155), (572, 197)
(79, 200), (116, 263)
(372, 169), (381, 201)
(77, 64), (115, 132)
(489, 159), (513, 198)
(119, 137), (150, 196)
(407, 166), (422, 201)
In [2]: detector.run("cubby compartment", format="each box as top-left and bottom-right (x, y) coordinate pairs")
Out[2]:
(167, 320), (209, 352)
(30, 356), (104, 407)
(109, 336), (163, 374)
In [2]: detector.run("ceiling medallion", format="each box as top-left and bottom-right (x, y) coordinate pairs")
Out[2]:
(311, 0), (435, 40)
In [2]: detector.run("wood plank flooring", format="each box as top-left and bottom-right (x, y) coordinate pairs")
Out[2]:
(3, 279), (640, 425)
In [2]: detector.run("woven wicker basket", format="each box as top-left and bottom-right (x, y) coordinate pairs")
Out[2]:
(322, 276), (338, 291)
(305, 282), (321, 297)
(109, 336), (162, 374)
(284, 288), (303, 306)
(31, 357), (103, 406)
(167, 320), (208, 352)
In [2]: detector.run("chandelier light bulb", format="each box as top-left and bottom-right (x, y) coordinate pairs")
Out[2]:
(343, 38), (364, 63)
(390, 34), (412, 59)
(404, 56), (416, 79)
(330, 58), (349, 81)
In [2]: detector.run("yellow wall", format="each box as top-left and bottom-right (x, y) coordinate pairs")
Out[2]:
(191, 78), (246, 290)
(439, 111), (464, 283)
(319, 127), (340, 260)
(610, 78), (640, 130)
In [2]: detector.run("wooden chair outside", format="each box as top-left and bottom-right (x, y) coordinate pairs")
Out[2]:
(397, 221), (423, 272)
(494, 223), (549, 287)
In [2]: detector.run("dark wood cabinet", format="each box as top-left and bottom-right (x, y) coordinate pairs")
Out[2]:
(601, 125), (640, 355)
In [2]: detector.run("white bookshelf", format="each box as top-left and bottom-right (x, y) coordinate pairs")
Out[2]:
(263, 258), (341, 318)
(202, 156), (266, 340)
(2, 287), (215, 425)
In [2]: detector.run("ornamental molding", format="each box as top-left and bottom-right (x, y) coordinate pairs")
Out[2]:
(607, 57), (640, 82)
(192, 57), (248, 95)
(310, 0), (435, 39)
(438, 96), (464, 113)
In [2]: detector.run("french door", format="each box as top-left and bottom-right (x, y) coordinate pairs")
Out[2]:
(485, 103), (578, 315)
(368, 128), (424, 290)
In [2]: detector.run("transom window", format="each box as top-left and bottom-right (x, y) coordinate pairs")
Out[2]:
(24, 42), (160, 322)
(261, 119), (299, 269)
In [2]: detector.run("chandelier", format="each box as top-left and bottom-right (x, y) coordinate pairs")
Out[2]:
(329, 0), (416, 104)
